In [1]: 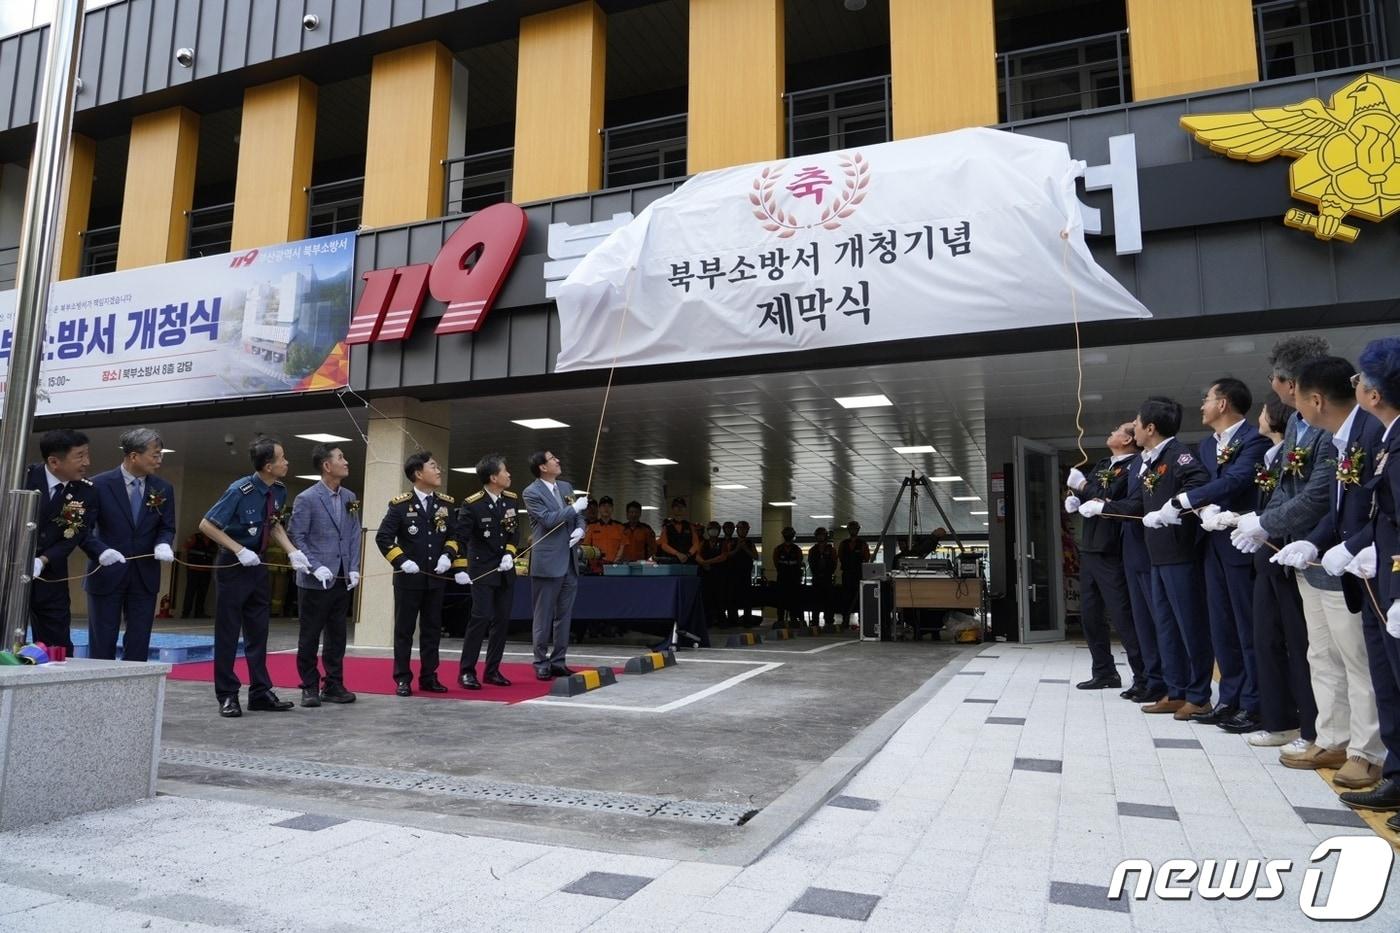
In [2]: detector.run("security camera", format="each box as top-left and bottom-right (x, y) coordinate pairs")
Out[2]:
(175, 47), (194, 68)
(224, 433), (236, 455)
(302, 13), (320, 30)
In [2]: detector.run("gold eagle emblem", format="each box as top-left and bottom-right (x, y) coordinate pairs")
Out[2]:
(1180, 73), (1400, 242)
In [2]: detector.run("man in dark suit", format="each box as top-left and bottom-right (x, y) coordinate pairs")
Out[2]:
(1163, 378), (1271, 729)
(1273, 356), (1384, 788)
(25, 428), (99, 652)
(375, 450), (460, 696)
(1064, 422), (1145, 692)
(521, 450), (587, 680)
(1105, 427), (1167, 704)
(1086, 397), (1212, 719)
(286, 443), (361, 707)
(455, 453), (521, 689)
(83, 427), (177, 662)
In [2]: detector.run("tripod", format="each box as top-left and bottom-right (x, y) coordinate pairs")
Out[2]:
(871, 471), (965, 564)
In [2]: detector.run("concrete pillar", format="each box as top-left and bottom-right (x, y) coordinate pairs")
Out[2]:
(353, 398), (451, 648)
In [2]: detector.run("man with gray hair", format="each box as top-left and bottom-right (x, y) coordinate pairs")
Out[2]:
(83, 427), (177, 661)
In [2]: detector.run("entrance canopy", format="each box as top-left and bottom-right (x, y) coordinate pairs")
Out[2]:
(555, 127), (1149, 372)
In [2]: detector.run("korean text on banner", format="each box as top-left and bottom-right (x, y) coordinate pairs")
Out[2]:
(554, 127), (1149, 372)
(0, 233), (355, 416)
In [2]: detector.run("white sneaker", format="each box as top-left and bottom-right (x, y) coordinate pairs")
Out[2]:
(1279, 738), (1316, 758)
(1247, 729), (1301, 747)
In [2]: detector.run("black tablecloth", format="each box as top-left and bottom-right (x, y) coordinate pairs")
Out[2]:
(509, 575), (705, 632)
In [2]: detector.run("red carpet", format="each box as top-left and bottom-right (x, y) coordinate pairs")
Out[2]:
(166, 654), (601, 704)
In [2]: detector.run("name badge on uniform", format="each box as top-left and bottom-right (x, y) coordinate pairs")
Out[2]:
(248, 525), (257, 536)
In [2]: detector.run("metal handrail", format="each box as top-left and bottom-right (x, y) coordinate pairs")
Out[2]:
(79, 224), (119, 278)
(997, 30), (1130, 123)
(601, 113), (686, 189)
(1255, 0), (1386, 80)
(306, 176), (363, 237)
(784, 74), (891, 157)
(184, 202), (234, 259)
(443, 148), (514, 216)
(0, 245), (17, 291)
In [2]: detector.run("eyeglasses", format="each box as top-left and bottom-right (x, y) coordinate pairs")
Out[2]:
(1350, 373), (1364, 389)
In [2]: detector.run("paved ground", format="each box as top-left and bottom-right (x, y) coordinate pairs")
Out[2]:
(3, 642), (1399, 931)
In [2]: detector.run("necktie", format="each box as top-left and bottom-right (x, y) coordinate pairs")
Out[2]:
(258, 492), (275, 553)
(51, 483), (62, 506)
(130, 478), (143, 522)
(554, 484), (563, 506)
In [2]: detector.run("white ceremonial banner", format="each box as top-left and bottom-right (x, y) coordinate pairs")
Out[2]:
(0, 233), (355, 416)
(555, 127), (1150, 372)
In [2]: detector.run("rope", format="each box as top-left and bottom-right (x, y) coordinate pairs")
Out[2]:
(1059, 231), (1088, 470)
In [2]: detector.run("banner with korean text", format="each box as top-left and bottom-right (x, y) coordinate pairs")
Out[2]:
(554, 127), (1150, 371)
(0, 233), (355, 416)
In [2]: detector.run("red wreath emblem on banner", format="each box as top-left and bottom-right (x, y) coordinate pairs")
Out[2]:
(750, 153), (870, 238)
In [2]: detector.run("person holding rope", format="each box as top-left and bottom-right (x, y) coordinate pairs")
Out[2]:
(200, 437), (312, 718)
(522, 450), (588, 679)
(1081, 397), (1212, 719)
(286, 443), (360, 708)
(83, 427), (177, 662)
(375, 450), (459, 697)
(1339, 337), (1400, 825)
(25, 428), (99, 655)
(454, 453), (521, 690)
(1270, 357), (1385, 788)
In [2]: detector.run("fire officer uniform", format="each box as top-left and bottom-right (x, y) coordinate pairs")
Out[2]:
(375, 489), (460, 693)
(25, 465), (98, 652)
(455, 487), (521, 688)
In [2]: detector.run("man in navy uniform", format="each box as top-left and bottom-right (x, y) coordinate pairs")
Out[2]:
(286, 443), (361, 707)
(454, 453), (521, 690)
(25, 428), (99, 653)
(83, 427), (177, 662)
(521, 450), (588, 679)
(1084, 397), (1212, 719)
(1064, 423), (1145, 692)
(199, 437), (312, 718)
(375, 450), (460, 696)
(1109, 422), (1168, 703)
(1161, 378), (1270, 730)
(1272, 356), (1384, 788)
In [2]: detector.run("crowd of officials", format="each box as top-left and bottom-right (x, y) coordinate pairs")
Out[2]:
(1067, 335), (1400, 833)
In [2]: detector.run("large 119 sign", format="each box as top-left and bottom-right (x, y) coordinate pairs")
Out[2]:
(345, 202), (528, 344)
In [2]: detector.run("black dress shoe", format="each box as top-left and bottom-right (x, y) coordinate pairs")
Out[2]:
(219, 697), (242, 718)
(550, 665), (577, 677)
(1190, 704), (1236, 725)
(395, 681), (412, 697)
(321, 685), (356, 704)
(1076, 675), (1123, 690)
(419, 679), (449, 693)
(458, 671), (481, 690)
(300, 688), (322, 708)
(483, 671), (511, 687)
(1341, 778), (1400, 812)
(1119, 684), (1150, 701)
(535, 670), (553, 681)
(1217, 710), (1263, 734)
(1387, 812), (1400, 833)
(247, 692), (294, 711)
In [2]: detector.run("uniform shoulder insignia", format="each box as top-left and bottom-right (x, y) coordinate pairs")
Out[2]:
(390, 492), (413, 505)
(437, 493), (455, 504)
(77, 478), (93, 486)
(239, 482), (256, 494)
(272, 480), (286, 488)
(503, 490), (519, 499)
(465, 491), (485, 504)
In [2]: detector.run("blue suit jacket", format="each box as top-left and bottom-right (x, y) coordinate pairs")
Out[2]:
(84, 468), (175, 595)
(286, 481), (362, 588)
(25, 464), (101, 578)
(1193, 421), (1271, 566)
(1119, 454), (1152, 574)
(522, 478), (583, 578)
(1307, 408), (1385, 613)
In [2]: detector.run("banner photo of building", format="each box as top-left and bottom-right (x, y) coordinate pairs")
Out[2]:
(0, 233), (355, 416)
(554, 128), (1151, 372)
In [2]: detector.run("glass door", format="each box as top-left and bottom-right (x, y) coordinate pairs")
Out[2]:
(1014, 437), (1065, 643)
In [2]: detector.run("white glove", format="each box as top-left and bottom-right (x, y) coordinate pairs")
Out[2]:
(572, 495), (590, 514)
(1214, 510), (1240, 529)
(346, 571), (360, 591)
(1345, 545), (1376, 580)
(1142, 509), (1164, 529)
(1388, 600), (1400, 639)
(435, 554), (452, 575)
(400, 559), (420, 575)
(1064, 495), (1081, 514)
(1320, 542), (1352, 576)
(313, 565), (334, 589)
(1271, 540), (1318, 572)
(153, 543), (175, 563)
(1232, 512), (1267, 548)
(1156, 501), (1182, 526)
(454, 571), (470, 585)
(1077, 500), (1104, 519)
(236, 547), (261, 567)
(32, 557), (43, 578)
(1066, 467), (1087, 492)
(569, 527), (585, 547)
(287, 549), (311, 573)
(1199, 504), (1224, 532)
(98, 548), (126, 566)
(499, 553), (514, 572)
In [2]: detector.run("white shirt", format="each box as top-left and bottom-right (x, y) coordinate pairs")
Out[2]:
(1331, 405), (1360, 458)
(1138, 436), (1175, 475)
(1214, 418), (1245, 449)
(1110, 453), (1134, 465)
(43, 466), (64, 498)
(1264, 441), (1283, 469)
(414, 489), (433, 514)
(1385, 415), (1400, 442)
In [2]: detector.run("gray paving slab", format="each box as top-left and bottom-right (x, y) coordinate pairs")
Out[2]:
(561, 871), (654, 900)
(789, 887), (882, 921)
